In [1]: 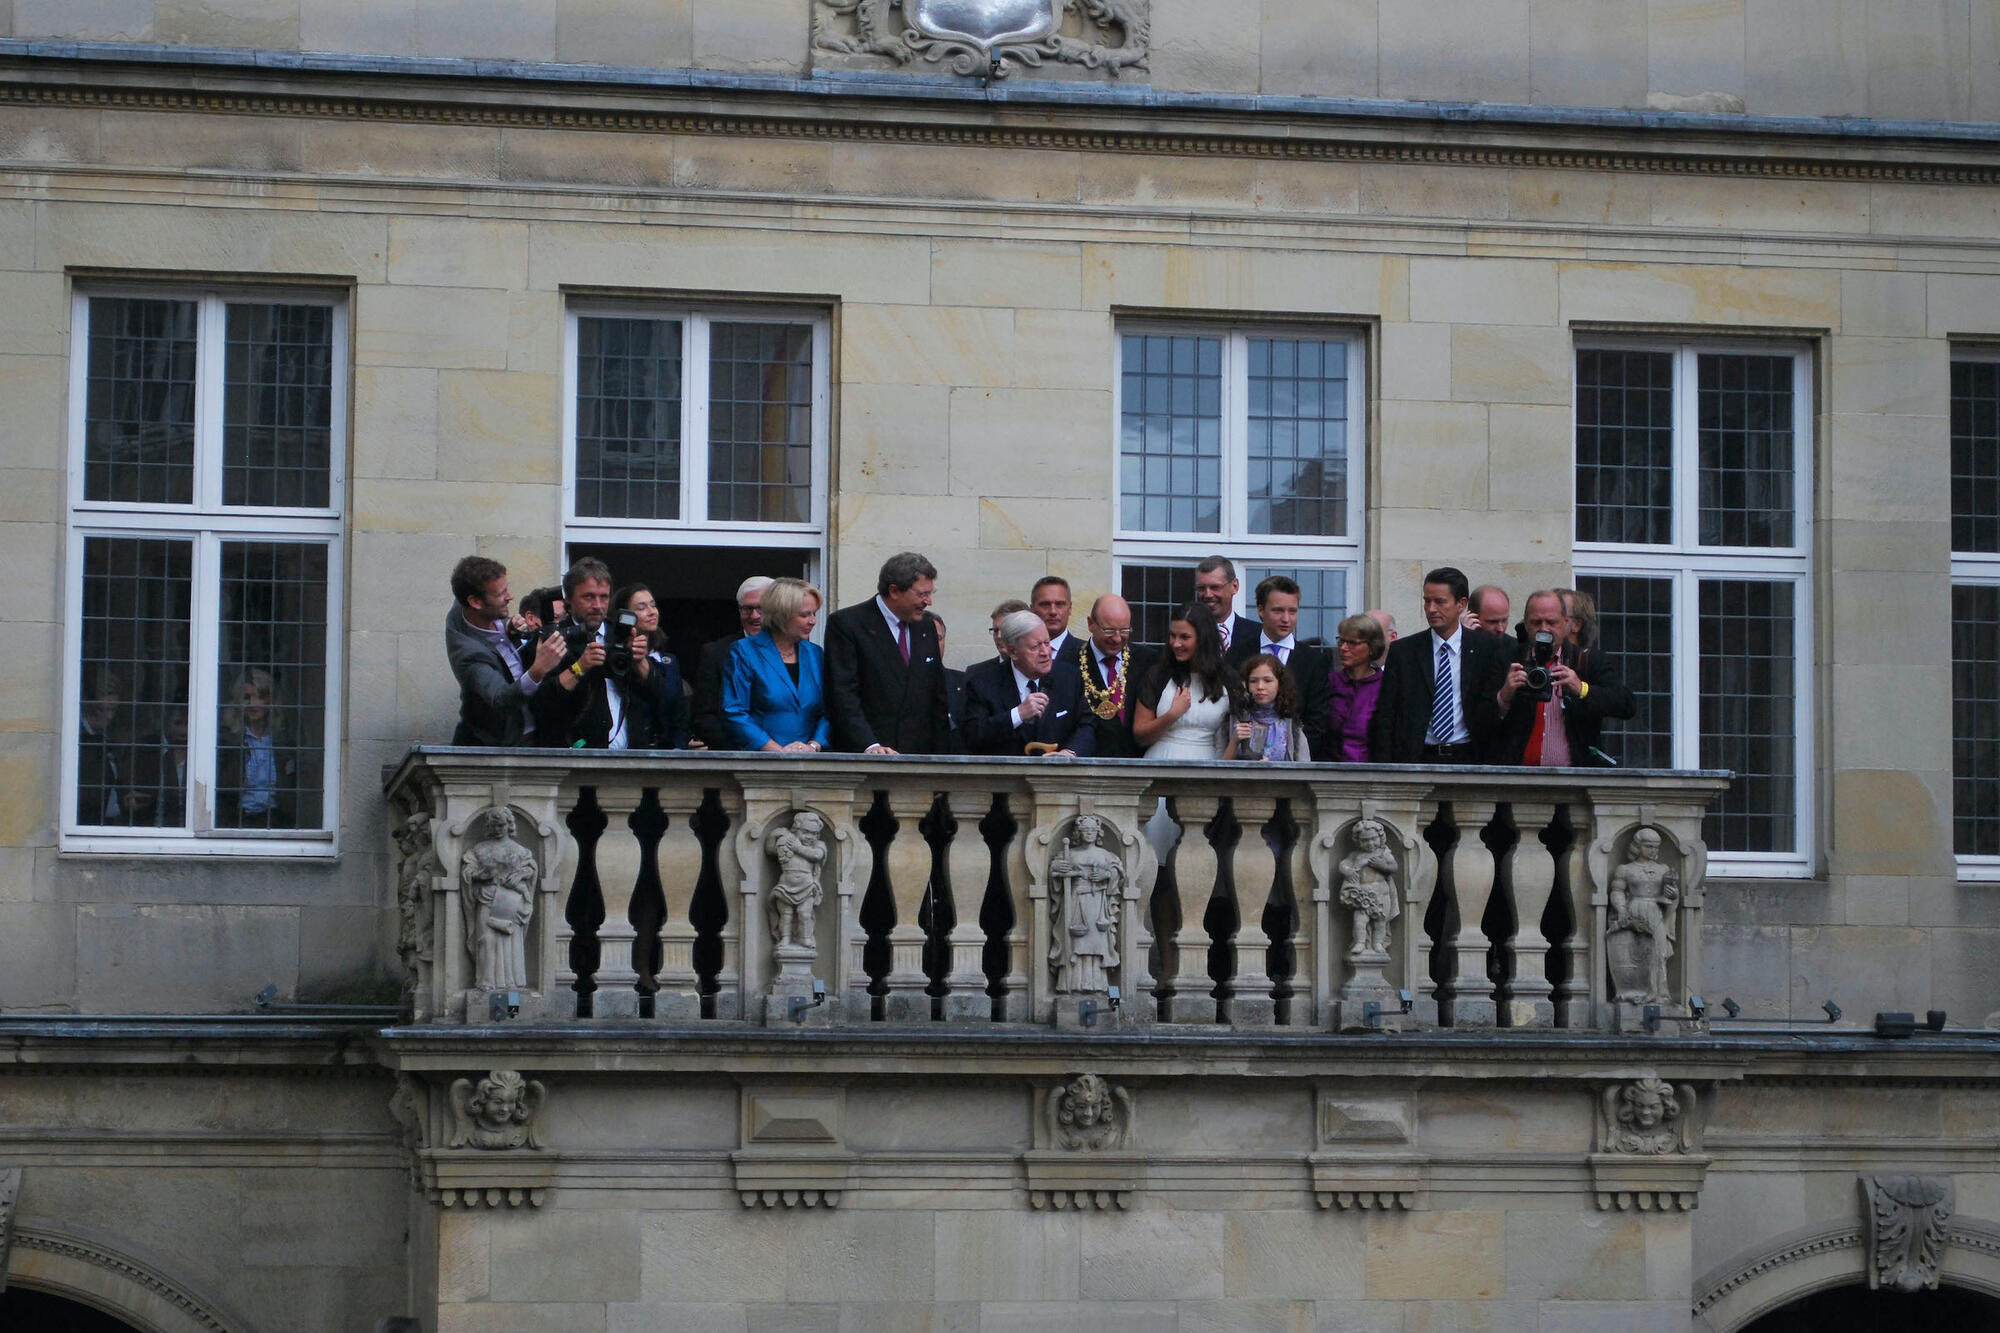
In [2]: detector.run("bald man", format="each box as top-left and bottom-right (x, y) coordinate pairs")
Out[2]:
(1052, 593), (1155, 758)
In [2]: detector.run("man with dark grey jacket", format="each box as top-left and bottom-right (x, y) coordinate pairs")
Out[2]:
(444, 556), (566, 746)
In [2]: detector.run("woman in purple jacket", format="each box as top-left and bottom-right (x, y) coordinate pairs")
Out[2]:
(1325, 613), (1387, 762)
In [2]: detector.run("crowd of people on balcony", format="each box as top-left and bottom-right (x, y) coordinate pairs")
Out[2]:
(443, 550), (1637, 767)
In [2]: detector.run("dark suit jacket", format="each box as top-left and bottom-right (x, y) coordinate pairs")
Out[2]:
(1052, 638), (1155, 759)
(944, 667), (967, 732)
(723, 633), (831, 750)
(1495, 644), (1638, 766)
(1227, 634), (1332, 763)
(1217, 613), (1263, 656)
(824, 599), (953, 754)
(1367, 627), (1512, 763)
(531, 624), (673, 749)
(637, 652), (691, 750)
(690, 632), (743, 750)
(444, 604), (534, 746)
(959, 658), (1097, 756)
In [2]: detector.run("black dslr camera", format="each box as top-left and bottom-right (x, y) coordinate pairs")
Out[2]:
(605, 611), (641, 681)
(552, 615), (597, 672)
(1522, 631), (1559, 701)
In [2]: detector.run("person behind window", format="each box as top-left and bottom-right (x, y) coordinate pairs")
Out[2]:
(445, 555), (565, 747)
(825, 551), (952, 755)
(1497, 589), (1637, 768)
(613, 582), (691, 750)
(1557, 586), (1600, 653)
(1229, 653), (1310, 762)
(1325, 613), (1388, 763)
(1133, 603), (1243, 761)
(532, 557), (671, 750)
(217, 667), (294, 828)
(691, 576), (773, 751)
(723, 576), (829, 753)
(77, 664), (146, 825)
(961, 610), (1096, 758)
(134, 704), (189, 826)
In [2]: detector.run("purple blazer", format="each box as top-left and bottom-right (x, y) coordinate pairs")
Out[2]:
(1326, 668), (1383, 763)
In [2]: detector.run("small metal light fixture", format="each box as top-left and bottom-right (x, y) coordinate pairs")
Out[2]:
(1360, 990), (1416, 1030)
(489, 989), (521, 1021)
(1720, 997), (1742, 1019)
(788, 978), (827, 1023)
(1822, 999), (1843, 1023)
(1107, 985), (1121, 1011)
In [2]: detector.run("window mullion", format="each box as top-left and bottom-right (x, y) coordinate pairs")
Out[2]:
(187, 532), (224, 833)
(1673, 570), (1700, 773)
(1225, 330), (1248, 552)
(198, 295), (228, 512)
(684, 314), (710, 525)
(1675, 343), (1698, 555)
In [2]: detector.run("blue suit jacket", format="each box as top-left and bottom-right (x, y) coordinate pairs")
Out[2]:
(723, 633), (831, 750)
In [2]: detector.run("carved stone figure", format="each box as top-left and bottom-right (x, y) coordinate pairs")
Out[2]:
(461, 807), (538, 992)
(1598, 1077), (1698, 1156)
(769, 811), (829, 953)
(814, 0), (1150, 80)
(394, 811), (436, 980)
(1047, 815), (1122, 995)
(1047, 1073), (1132, 1151)
(1606, 828), (1679, 1003)
(1337, 818), (1400, 959)
(448, 1070), (546, 1150)
(1864, 1174), (1954, 1292)
(0, 1164), (19, 1286)
(388, 1075), (429, 1188)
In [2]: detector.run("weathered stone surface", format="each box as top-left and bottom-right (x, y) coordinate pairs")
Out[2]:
(1411, 259), (1558, 327)
(1503, 1210), (1649, 1301)
(1380, 0), (1532, 104)
(76, 903), (300, 1012)
(1531, 0), (1649, 109)
(1260, 0), (1378, 98)
(932, 1211), (1080, 1302)
(491, 1208), (641, 1303)
(1364, 1212), (1505, 1301)
(1223, 1211), (1366, 1299)
(1079, 1210), (1226, 1300)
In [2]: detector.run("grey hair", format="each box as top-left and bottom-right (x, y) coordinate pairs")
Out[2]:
(736, 575), (775, 603)
(996, 609), (1044, 649)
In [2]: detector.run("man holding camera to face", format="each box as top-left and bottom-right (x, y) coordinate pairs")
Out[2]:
(1497, 589), (1636, 767)
(531, 556), (671, 749)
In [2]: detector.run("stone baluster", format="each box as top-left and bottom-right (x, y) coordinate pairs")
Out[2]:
(1226, 793), (1279, 1027)
(626, 790), (669, 1019)
(941, 788), (994, 1021)
(1499, 799), (1558, 1028)
(583, 781), (646, 1017)
(1166, 795), (1222, 1023)
(882, 786), (942, 1022)
(1440, 796), (1499, 1027)
(651, 785), (709, 1021)
(1548, 802), (1592, 1028)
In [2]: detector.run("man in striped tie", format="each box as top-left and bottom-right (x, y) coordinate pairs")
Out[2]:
(1365, 566), (1512, 764)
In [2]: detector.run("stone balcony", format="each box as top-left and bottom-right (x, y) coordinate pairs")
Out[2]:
(384, 749), (1729, 1039)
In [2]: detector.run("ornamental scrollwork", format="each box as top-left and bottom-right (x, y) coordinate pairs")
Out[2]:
(814, 0), (1149, 80)
(1863, 1174), (1953, 1293)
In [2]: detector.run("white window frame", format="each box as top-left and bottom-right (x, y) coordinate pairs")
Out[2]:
(1950, 347), (2000, 880)
(1573, 338), (1815, 877)
(61, 285), (347, 857)
(562, 301), (830, 581)
(1111, 321), (1367, 624)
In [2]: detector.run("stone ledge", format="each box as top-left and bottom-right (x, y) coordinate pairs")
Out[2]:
(1588, 1152), (1709, 1213)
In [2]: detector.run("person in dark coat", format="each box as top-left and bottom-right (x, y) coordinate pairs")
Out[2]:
(1225, 573), (1333, 762)
(1367, 566), (1511, 764)
(690, 576), (773, 750)
(1050, 593), (1154, 759)
(823, 551), (952, 755)
(960, 611), (1096, 757)
(1496, 590), (1638, 767)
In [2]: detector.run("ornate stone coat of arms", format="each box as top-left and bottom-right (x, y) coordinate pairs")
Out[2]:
(815, 0), (1149, 79)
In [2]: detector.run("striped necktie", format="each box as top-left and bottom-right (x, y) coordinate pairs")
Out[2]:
(1429, 639), (1454, 744)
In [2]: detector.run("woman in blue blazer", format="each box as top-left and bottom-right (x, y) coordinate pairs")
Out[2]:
(723, 576), (831, 752)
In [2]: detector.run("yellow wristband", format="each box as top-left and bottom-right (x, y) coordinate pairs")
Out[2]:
(569, 660), (586, 678)
(1578, 681), (1590, 699)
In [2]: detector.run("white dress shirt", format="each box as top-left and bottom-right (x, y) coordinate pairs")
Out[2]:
(1425, 627), (1472, 746)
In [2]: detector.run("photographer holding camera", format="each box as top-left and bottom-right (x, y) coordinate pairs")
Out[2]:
(530, 557), (671, 749)
(445, 556), (567, 746)
(1497, 589), (1636, 767)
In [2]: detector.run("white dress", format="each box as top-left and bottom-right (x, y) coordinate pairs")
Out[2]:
(1144, 678), (1233, 760)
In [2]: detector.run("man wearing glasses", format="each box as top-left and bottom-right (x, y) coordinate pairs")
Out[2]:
(1055, 593), (1154, 758)
(690, 576), (774, 750)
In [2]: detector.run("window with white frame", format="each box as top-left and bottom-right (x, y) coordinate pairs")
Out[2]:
(563, 303), (829, 581)
(65, 288), (346, 854)
(1572, 342), (1814, 873)
(1951, 352), (2000, 874)
(1112, 326), (1365, 646)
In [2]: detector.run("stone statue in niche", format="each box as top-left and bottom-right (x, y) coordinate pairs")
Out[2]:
(394, 812), (436, 982)
(461, 807), (537, 993)
(448, 1069), (546, 1150)
(1606, 827), (1679, 1003)
(1337, 818), (1400, 959)
(769, 811), (829, 955)
(1047, 1072), (1132, 1151)
(1598, 1077), (1698, 1156)
(1863, 1174), (1954, 1292)
(1048, 815), (1122, 994)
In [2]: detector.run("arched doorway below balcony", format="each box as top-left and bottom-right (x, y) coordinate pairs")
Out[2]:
(1740, 1282), (2000, 1331)
(0, 1286), (146, 1331)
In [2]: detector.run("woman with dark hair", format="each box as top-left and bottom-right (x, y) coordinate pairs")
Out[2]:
(1133, 603), (1242, 760)
(612, 582), (690, 749)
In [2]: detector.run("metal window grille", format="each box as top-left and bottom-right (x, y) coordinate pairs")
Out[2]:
(1246, 337), (1349, 538)
(707, 322), (813, 525)
(76, 537), (194, 828)
(1953, 360), (2000, 555)
(1119, 333), (1223, 533)
(575, 316), (683, 520)
(84, 296), (197, 505)
(223, 303), (334, 509)
(1953, 584), (2000, 856)
(1698, 579), (1797, 853)
(1574, 574), (1673, 771)
(1574, 349), (1673, 545)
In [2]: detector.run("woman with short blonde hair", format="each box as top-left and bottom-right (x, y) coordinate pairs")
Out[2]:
(723, 576), (830, 753)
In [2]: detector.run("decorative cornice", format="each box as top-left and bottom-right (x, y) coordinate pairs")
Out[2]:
(5, 56), (2000, 187)
(12, 1228), (242, 1333)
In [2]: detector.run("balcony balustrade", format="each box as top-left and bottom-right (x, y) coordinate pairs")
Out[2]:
(385, 749), (1727, 1036)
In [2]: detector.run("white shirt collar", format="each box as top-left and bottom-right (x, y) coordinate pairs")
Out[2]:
(1010, 663), (1040, 699)
(1261, 631), (1296, 653)
(1431, 625), (1462, 655)
(876, 595), (907, 639)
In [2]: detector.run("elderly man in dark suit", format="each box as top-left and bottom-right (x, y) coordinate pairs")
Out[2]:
(825, 551), (953, 755)
(1367, 565), (1511, 763)
(1225, 573), (1333, 762)
(1052, 593), (1153, 759)
(961, 610), (1096, 757)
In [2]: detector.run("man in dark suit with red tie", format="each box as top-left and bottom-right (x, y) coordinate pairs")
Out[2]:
(1052, 593), (1154, 758)
(825, 551), (954, 755)
(1367, 566), (1511, 764)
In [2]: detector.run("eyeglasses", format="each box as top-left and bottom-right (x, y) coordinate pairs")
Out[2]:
(1336, 637), (1370, 647)
(737, 604), (761, 615)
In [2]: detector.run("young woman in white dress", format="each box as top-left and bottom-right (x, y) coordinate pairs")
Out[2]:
(1133, 603), (1245, 761)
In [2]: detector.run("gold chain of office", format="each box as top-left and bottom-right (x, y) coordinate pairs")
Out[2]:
(1078, 643), (1129, 720)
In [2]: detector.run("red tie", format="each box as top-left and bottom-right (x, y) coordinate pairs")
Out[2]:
(1104, 655), (1124, 715)
(897, 621), (910, 663)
